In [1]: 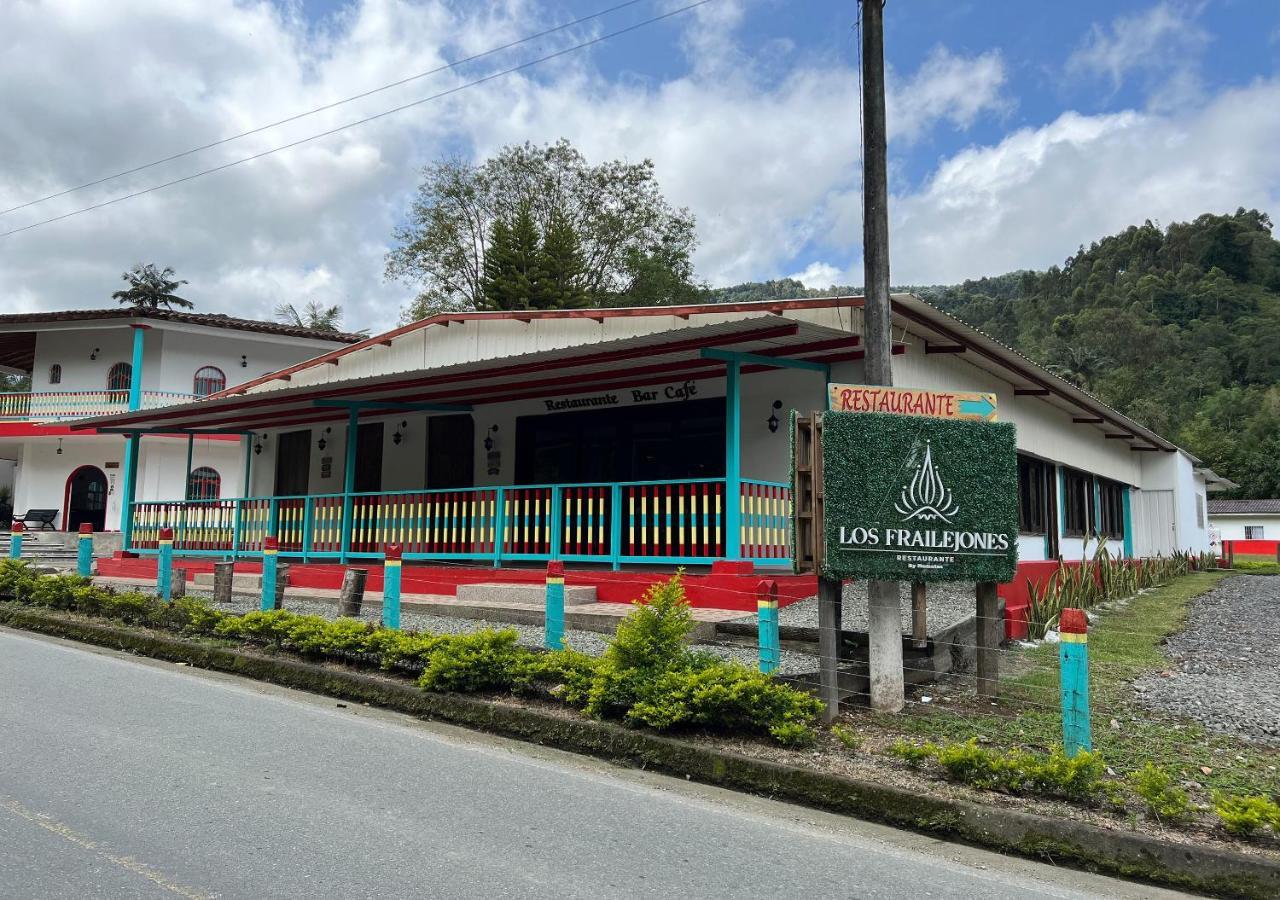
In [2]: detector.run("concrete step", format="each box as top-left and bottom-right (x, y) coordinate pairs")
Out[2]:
(192, 572), (267, 590)
(455, 582), (597, 607)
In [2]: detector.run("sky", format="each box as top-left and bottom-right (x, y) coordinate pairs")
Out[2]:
(1, 0), (1278, 333)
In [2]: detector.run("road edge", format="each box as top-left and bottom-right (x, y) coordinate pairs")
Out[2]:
(3, 603), (1276, 900)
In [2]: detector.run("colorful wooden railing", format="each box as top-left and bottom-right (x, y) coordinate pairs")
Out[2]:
(0, 390), (196, 421)
(128, 477), (793, 566)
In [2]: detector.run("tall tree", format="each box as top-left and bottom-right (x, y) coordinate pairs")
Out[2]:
(537, 208), (589, 309)
(112, 264), (193, 310)
(479, 201), (547, 311)
(387, 139), (702, 319)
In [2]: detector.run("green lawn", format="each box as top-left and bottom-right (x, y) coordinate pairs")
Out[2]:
(861, 570), (1280, 798)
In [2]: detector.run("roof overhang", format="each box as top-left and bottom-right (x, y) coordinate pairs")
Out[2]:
(71, 315), (854, 434)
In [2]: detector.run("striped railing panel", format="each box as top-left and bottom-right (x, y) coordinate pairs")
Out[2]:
(740, 480), (792, 560)
(625, 480), (724, 560)
(0, 390), (196, 422)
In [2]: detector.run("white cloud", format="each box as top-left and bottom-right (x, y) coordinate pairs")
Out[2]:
(1067, 2), (1208, 108)
(786, 261), (845, 289)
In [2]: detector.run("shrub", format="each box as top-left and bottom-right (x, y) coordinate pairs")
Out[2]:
(417, 629), (524, 692)
(362, 628), (448, 671)
(831, 724), (862, 750)
(1024, 747), (1106, 801)
(510, 647), (598, 702)
(105, 591), (160, 625)
(0, 559), (36, 599)
(215, 609), (296, 647)
(1129, 763), (1194, 824)
(282, 615), (371, 656)
(28, 574), (88, 610)
(624, 661), (823, 746)
(891, 739), (1105, 800)
(888, 739), (938, 766)
(1213, 793), (1280, 838)
(934, 739), (1023, 792)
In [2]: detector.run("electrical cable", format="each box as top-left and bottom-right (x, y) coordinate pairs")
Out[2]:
(0, 0), (651, 218)
(0, 0), (715, 239)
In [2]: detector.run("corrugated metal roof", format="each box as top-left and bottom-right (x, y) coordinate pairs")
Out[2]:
(1208, 499), (1280, 515)
(0, 308), (363, 344)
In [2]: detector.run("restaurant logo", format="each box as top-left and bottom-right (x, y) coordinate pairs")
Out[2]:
(894, 442), (959, 524)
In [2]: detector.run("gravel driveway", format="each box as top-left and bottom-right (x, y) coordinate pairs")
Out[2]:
(729, 581), (979, 635)
(1134, 575), (1280, 743)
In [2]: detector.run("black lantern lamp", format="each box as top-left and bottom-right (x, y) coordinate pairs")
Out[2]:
(484, 425), (500, 475)
(392, 421), (407, 446)
(317, 427), (331, 452)
(89, 347), (100, 360)
(56, 438), (63, 455)
(767, 400), (783, 433)
(253, 433), (266, 456)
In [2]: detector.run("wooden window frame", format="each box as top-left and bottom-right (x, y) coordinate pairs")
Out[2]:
(193, 366), (226, 398)
(1017, 454), (1052, 536)
(1062, 467), (1093, 538)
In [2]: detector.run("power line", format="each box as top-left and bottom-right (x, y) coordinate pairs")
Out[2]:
(0, 0), (652, 218)
(0, 0), (714, 240)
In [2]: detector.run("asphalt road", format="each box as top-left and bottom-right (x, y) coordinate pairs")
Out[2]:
(0, 628), (1190, 900)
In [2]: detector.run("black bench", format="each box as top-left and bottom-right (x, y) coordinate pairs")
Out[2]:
(14, 509), (57, 530)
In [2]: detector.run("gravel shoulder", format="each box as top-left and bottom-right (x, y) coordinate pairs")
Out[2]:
(1134, 575), (1280, 744)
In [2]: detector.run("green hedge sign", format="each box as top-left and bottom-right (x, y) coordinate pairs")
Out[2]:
(819, 411), (1019, 583)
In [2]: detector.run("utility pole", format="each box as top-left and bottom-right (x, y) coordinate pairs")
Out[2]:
(860, 0), (904, 713)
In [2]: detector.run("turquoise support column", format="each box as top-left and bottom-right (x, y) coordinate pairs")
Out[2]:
(120, 432), (141, 549)
(1121, 488), (1134, 559)
(339, 408), (359, 564)
(8, 522), (23, 560)
(1058, 607), (1092, 756)
(549, 486), (563, 560)
(544, 559), (565, 650)
(724, 359), (742, 559)
(178, 432), (195, 549)
(382, 542), (402, 630)
(156, 527), (174, 601)
(261, 536), (279, 612)
(127, 324), (146, 411)
(492, 487), (506, 568)
(757, 578), (780, 674)
(233, 434), (253, 560)
(609, 483), (622, 571)
(77, 523), (94, 577)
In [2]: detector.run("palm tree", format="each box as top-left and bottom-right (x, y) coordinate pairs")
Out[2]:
(1047, 345), (1109, 391)
(274, 301), (365, 336)
(112, 264), (193, 310)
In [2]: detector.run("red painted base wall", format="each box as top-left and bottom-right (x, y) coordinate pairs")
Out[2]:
(1223, 539), (1280, 557)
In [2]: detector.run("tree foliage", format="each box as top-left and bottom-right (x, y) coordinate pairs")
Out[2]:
(387, 139), (703, 319)
(920, 209), (1280, 498)
(111, 264), (193, 310)
(274, 300), (364, 336)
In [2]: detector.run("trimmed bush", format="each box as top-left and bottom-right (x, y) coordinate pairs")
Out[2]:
(1213, 793), (1280, 838)
(417, 629), (523, 692)
(1130, 763), (1194, 824)
(890, 739), (1106, 801)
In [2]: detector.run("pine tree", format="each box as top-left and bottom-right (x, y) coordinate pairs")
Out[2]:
(536, 209), (590, 309)
(480, 202), (545, 310)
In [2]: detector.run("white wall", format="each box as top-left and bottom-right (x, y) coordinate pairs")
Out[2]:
(1211, 514), (1280, 541)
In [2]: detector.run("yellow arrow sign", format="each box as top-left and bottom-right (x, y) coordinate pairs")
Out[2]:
(827, 384), (998, 422)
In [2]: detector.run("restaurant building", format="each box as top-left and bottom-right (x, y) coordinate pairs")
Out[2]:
(79, 295), (1220, 615)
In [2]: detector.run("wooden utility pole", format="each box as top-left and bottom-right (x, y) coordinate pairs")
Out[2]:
(859, 0), (905, 713)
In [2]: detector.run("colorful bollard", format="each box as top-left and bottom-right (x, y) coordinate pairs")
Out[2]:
(382, 543), (402, 630)
(1059, 607), (1092, 757)
(544, 560), (565, 650)
(156, 527), (174, 601)
(261, 536), (279, 612)
(77, 523), (94, 577)
(757, 579), (780, 674)
(8, 521), (23, 560)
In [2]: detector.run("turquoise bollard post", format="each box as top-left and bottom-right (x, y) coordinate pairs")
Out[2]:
(382, 542), (402, 630)
(156, 527), (174, 601)
(8, 521), (23, 560)
(77, 523), (94, 577)
(757, 578), (780, 674)
(544, 559), (565, 650)
(261, 536), (278, 612)
(1059, 607), (1092, 757)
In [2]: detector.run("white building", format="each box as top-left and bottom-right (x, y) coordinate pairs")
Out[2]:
(82, 295), (1222, 568)
(0, 309), (357, 536)
(1208, 499), (1280, 542)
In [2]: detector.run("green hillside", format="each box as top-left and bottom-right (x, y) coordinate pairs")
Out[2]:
(712, 210), (1280, 498)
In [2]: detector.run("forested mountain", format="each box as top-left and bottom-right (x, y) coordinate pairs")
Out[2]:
(711, 210), (1280, 498)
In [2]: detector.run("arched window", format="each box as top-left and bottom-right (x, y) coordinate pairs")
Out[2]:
(193, 366), (226, 398)
(49, 364), (62, 385)
(107, 362), (132, 393)
(187, 467), (221, 500)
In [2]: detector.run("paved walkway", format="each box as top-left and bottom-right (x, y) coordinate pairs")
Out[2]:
(0, 628), (1192, 899)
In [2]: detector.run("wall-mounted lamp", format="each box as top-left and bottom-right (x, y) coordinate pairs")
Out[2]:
(392, 421), (407, 446)
(56, 438), (63, 455)
(240, 355), (248, 368)
(767, 400), (783, 434)
(484, 425), (500, 475)
(317, 427), (331, 452)
(254, 433), (266, 455)
(89, 348), (100, 361)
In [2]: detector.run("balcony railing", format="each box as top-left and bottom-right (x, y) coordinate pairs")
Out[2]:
(129, 477), (793, 568)
(0, 390), (197, 422)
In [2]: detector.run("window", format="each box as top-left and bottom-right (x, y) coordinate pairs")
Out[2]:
(187, 467), (221, 500)
(1062, 467), (1093, 537)
(1097, 478), (1126, 539)
(1246, 525), (1266, 540)
(107, 362), (132, 393)
(1017, 454), (1052, 534)
(1196, 494), (1205, 529)
(48, 364), (61, 385)
(193, 366), (226, 398)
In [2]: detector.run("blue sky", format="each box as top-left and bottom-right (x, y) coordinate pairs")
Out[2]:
(3, 1), (1280, 327)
